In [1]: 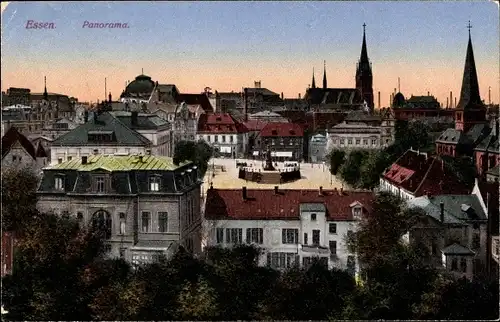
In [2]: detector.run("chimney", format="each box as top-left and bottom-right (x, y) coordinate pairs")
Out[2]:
(454, 97), (457, 108)
(82, 156), (88, 164)
(108, 92), (112, 103)
(489, 86), (491, 105)
(394, 88), (397, 95)
(446, 97), (449, 109)
(244, 88), (248, 122)
(84, 110), (88, 123)
(242, 186), (247, 200)
(378, 91), (381, 109)
(298, 93), (301, 99)
(450, 91), (453, 108)
(131, 111), (138, 126)
(281, 92), (284, 100)
(427, 91), (430, 96)
(440, 202), (445, 223)
(274, 186), (279, 194)
(319, 186), (323, 195)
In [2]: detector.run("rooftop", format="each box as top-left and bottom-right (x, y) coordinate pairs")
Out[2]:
(47, 154), (190, 171)
(259, 122), (304, 137)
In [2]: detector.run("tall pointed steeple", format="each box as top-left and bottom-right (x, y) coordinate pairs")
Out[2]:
(322, 60), (327, 89)
(457, 21), (482, 110)
(356, 23), (374, 111)
(311, 68), (316, 89)
(43, 76), (48, 101)
(454, 21), (486, 132)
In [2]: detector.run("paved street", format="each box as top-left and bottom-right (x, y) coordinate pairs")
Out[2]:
(202, 158), (344, 192)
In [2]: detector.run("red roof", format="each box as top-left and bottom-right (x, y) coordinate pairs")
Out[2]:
(1, 126), (37, 160)
(259, 122), (304, 137)
(176, 93), (213, 113)
(382, 149), (470, 197)
(205, 187), (374, 220)
(197, 113), (248, 134)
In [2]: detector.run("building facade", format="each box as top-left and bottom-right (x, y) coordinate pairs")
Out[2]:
(309, 133), (328, 163)
(197, 113), (249, 158)
(1, 126), (48, 174)
(255, 122), (304, 161)
(204, 186), (374, 274)
(36, 155), (202, 264)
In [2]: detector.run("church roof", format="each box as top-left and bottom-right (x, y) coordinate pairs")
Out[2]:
(356, 24), (372, 77)
(435, 128), (469, 144)
(305, 88), (363, 105)
(456, 32), (484, 110)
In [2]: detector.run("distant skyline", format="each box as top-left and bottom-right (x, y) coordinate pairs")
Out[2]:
(1, 1), (499, 106)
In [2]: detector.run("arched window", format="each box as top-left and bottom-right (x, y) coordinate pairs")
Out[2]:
(92, 210), (112, 239)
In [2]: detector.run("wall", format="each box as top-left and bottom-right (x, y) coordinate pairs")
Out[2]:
(2, 141), (39, 172)
(50, 146), (147, 165)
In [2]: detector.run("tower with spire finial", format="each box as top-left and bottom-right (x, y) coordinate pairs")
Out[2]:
(43, 76), (48, 101)
(311, 68), (316, 89)
(322, 61), (327, 89)
(454, 21), (486, 132)
(355, 23), (374, 112)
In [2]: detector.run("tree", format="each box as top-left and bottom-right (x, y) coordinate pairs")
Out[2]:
(328, 149), (345, 175)
(359, 151), (391, 189)
(173, 140), (213, 177)
(176, 277), (219, 320)
(441, 155), (476, 188)
(339, 150), (369, 187)
(1, 167), (39, 233)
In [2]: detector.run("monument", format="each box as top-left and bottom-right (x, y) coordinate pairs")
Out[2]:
(263, 145), (275, 171)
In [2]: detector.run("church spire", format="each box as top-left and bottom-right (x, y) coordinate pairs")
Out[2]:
(322, 60), (327, 89)
(360, 23), (369, 65)
(43, 76), (48, 101)
(457, 20), (482, 110)
(311, 68), (316, 89)
(356, 23), (374, 111)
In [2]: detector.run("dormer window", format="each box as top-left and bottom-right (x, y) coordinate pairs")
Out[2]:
(95, 176), (105, 193)
(55, 175), (64, 191)
(149, 175), (161, 192)
(311, 213), (317, 221)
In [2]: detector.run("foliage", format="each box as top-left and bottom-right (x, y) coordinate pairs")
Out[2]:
(176, 277), (219, 320)
(328, 149), (346, 175)
(1, 167), (39, 233)
(359, 150), (392, 189)
(441, 155), (476, 188)
(173, 140), (213, 177)
(339, 149), (369, 187)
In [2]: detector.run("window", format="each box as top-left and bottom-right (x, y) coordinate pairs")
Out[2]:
(119, 248), (126, 259)
(347, 255), (356, 276)
(353, 207), (362, 219)
(158, 212), (168, 232)
(282, 229), (298, 244)
(67, 156), (72, 161)
(460, 257), (467, 273)
(348, 139), (353, 145)
(214, 135), (218, 142)
(340, 138), (345, 145)
(58, 158), (63, 164)
(329, 240), (337, 255)
(141, 212), (151, 232)
(311, 213), (317, 221)
(229, 135), (234, 143)
(371, 139), (377, 145)
(304, 233), (308, 245)
(355, 139), (360, 145)
(216, 228), (224, 244)
(12, 156), (16, 162)
(329, 223), (337, 234)
(92, 210), (112, 239)
(222, 135), (226, 143)
(55, 176), (64, 190)
(226, 228), (242, 244)
(119, 212), (126, 235)
(363, 139), (368, 145)
(451, 258), (458, 271)
(312, 230), (320, 245)
(149, 176), (161, 192)
(267, 252), (298, 269)
(77, 212), (83, 221)
(96, 176), (105, 193)
(246, 228), (263, 244)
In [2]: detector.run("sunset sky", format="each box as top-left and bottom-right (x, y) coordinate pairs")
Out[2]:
(1, 1), (499, 106)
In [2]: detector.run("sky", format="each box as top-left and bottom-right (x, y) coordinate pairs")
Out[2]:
(1, 1), (499, 106)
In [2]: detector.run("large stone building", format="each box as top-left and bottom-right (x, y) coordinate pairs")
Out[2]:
(255, 122), (304, 161)
(326, 111), (394, 152)
(204, 186), (374, 275)
(49, 111), (154, 165)
(36, 154), (202, 264)
(391, 92), (454, 121)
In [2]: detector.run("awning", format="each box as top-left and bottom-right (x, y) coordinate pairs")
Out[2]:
(253, 151), (259, 156)
(220, 146), (232, 153)
(272, 151), (293, 157)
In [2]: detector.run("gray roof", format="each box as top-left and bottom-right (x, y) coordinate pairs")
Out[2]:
(109, 111), (170, 130)
(475, 132), (499, 152)
(409, 194), (487, 224)
(441, 243), (475, 256)
(486, 165), (500, 177)
(300, 203), (326, 212)
(435, 128), (469, 144)
(345, 111), (381, 122)
(466, 123), (490, 145)
(51, 112), (152, 146)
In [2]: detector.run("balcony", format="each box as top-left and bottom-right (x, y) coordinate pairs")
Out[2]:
(300, 244), (330, 255)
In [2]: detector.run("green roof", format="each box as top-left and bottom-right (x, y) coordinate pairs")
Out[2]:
(49, 154), (190, 171)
